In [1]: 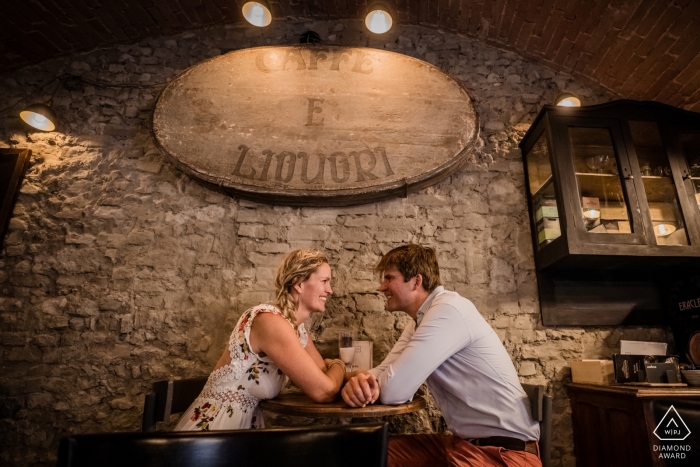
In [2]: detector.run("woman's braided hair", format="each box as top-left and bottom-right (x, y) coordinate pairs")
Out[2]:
(274, 249), (329, 324)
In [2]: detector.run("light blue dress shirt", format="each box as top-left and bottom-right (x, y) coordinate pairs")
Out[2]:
(368, 286), (540, 441)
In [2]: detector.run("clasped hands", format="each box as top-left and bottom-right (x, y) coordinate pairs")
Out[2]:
(341, 371), (380, 408)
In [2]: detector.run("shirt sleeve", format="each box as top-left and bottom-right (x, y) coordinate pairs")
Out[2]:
(373, 302), (472, 405)
(367, 321), (415, 379)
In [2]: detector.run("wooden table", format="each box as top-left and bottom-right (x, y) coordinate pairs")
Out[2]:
(260, 393), (426, 420)
(568, 383), (700, 467)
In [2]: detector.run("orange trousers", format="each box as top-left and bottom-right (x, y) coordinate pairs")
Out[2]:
(388, 434), (542, 467)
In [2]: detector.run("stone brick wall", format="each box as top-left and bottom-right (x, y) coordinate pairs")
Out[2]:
(0, 19), (674, 467)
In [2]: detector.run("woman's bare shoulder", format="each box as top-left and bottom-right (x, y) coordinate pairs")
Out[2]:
(250, 309), (294, 334)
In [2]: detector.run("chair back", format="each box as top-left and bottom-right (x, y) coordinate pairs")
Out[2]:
(57, 423), (389, 467)
(142, 377), (208, 432)
(522, 383), (552, 467)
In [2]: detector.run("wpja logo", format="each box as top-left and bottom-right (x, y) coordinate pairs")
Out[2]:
(653, 405), (692, 460)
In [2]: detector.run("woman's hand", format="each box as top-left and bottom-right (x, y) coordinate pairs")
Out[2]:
(341, 371), (380, 407)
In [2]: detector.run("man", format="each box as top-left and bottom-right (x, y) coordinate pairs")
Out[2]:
(342, 244), (541, 467)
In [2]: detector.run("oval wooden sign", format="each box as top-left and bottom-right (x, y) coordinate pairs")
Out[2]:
(152, 45), (479, 206)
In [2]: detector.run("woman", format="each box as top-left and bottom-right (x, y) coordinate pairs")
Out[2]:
(174, 249), (345, 431)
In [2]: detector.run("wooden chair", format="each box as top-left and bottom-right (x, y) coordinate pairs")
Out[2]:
(57, 423), (389, 467)
(141, 377), (208, 432)
(522, 383), (553, 467)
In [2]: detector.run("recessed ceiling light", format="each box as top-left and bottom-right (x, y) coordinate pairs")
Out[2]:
(242, 1), (272, 27)
(365, 4), (393, 34)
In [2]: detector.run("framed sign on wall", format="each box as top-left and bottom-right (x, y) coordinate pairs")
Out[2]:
(0, 148), (31, 251)
(152, 45), (479, 206)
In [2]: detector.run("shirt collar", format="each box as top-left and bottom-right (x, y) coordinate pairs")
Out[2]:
(415, 286), (444, 326)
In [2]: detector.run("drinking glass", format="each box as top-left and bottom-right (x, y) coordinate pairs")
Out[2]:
(585, 155), (610, 173)
(339, 330), (355, 372)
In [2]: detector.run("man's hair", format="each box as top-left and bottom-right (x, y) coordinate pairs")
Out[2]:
(375, 244), (441, 292)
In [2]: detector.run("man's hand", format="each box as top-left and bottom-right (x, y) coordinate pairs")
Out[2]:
(341, 372), (380, 407)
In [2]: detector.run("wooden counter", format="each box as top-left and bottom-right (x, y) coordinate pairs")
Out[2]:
(568, 383), (700, 467)
(568, 382), (700, 399)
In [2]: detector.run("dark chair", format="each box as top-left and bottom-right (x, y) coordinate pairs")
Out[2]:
(57, 423), (389, 467)
(141, 377), (208, 432)
(522, 383), (553, 467)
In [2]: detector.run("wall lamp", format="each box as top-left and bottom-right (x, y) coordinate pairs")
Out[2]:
(20, 102), (58, 132)
(555, 93), (581, 107)
(0, 74), (166, 132)
(365, 3), (393, 34)
(18, 76), (71, 131)
(242, 1), (272, 27)
(13, 75), (76, 132)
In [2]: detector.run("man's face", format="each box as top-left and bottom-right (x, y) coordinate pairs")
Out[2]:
(378, 266), (417, 312)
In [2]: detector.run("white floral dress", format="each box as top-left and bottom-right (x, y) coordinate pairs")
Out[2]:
(174, 304), (307, 431)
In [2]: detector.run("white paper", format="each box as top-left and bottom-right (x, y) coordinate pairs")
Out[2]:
(620, 340), (667, 356)
(349, 340), (373, 371)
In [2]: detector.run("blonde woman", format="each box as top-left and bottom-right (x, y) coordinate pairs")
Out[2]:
(174, 249), (345, 431)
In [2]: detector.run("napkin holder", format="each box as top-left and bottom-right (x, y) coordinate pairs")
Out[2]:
(350, 341), (373, 372)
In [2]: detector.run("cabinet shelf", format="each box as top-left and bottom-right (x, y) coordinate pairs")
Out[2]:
(575, 172), (617, 177)
(520, 100), (700, 326)
(531, 175), (554, 198)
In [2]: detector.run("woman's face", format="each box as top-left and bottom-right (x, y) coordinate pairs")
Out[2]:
(295, 262), (333, 314)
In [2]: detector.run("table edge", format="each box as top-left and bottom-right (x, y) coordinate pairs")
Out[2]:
(260, 395), (426, 418)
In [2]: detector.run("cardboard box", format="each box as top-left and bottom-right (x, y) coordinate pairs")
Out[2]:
(349, 340), (373, 372)
(538, 196), (557, 207)
(620, 340), (667, 356)
(570, 360), (615, 385)
(536, 218), (561, 244)
(581, 197), (600, 210)
(536, 217), (560, 231)
(535, 205), (559, 221)
(537, 227), (561, 244)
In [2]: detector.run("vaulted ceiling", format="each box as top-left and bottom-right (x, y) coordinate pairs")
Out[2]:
(1, 1), (699, 111)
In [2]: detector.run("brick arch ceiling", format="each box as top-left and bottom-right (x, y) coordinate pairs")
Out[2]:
(2, 0), (699, 112)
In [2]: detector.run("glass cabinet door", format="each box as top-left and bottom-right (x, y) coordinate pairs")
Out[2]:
(525, 129), (560, 249)
(679, 132), (700, 213)
(568, 126), (635, 236)
(629, 121), (689, 245)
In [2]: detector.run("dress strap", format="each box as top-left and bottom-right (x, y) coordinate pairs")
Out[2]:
(243, 304), (293, 362)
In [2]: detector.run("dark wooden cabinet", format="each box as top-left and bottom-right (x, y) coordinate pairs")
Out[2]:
(519, 101), (700, 325)
(568, 383), (700, 467)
